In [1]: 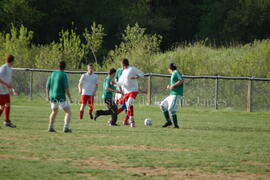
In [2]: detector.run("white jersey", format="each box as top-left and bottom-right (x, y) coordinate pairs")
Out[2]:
(79, 73), (98, 95)
(117, 66), (144, 94)
(0, 64), (12, 95)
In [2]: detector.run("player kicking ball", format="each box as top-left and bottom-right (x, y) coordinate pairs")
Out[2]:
(0, 55), (17, 128)
(160, 63), (184, 128)
(94, 68), (122, 126)
(46, 61), (73, 133)
(78, 64), (98, 120)
(117, 58), (144, 127)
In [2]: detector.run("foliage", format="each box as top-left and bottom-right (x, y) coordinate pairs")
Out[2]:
(106, 23), (162, 72)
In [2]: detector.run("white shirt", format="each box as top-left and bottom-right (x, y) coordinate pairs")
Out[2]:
(79, 73), (98, 95)
(117, 66), (144, 94)
(0, 64), (12, 95)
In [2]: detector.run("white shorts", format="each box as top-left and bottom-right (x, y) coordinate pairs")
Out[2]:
(51, 101), (70, 110)
(160, 95), (181, 115)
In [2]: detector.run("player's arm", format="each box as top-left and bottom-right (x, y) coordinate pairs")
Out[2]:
(0, 77), (12, 89)
(78, 75), (84, 94)
(106, 87), (122, 94)
(46, 76), (51, 102)
(130, 67), (144, 79)
(170, 80), (184, 89)
(65, 88), (73, 103)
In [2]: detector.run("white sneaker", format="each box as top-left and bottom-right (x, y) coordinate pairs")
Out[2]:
(129, 117), (135, 128)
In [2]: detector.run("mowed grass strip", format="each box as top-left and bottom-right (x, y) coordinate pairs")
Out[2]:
(0, 102), (270, 179)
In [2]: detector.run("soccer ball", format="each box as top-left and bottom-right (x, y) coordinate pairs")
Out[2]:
(144, 118), (152, 126)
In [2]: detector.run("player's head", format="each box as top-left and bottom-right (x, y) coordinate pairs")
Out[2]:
(58, 61), (66, 70)
(87, 63), (94, 73)
(168, 63), (177, 74)
(121, 58), (129, 69)
(109, 68), (116, 77)
(6, 55), (15, 66)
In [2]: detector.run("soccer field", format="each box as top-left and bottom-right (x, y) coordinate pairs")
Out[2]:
(0, 100), (270, 180)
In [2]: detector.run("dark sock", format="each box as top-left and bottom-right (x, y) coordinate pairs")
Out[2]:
(172, 114), (179, 127)
(163, 111), (171, 123)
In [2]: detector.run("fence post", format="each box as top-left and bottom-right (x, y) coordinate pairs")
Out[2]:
(246, 78), (253, 112)
(214, 75), (219, 110)
(29, 70), (33, 100)
(147, 73), (152, 105)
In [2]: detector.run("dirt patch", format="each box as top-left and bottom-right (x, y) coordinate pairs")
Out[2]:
(0, 154), (40, 161)
(72, 157), (270, 180)
(88, 145), (194, 152)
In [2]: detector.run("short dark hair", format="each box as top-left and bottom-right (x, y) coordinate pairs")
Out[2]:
(87, 63), (93, 67)
(121, 58), (129, 67)
(109, 68), (116, 75)
(169, 63), (177, 70)
(59, 61), (66, 70)
(6, 55), (15, 63)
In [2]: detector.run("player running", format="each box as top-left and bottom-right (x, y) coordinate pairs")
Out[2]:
(117, 58), (144, 127)
(0, 55), (17, 128)
(94, 68), (122, 126)
(160, 63), (184, 128)
(46, 61), (73, 133)
(78, 64), (98, 120)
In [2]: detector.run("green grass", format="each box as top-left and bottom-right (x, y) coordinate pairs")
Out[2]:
(0, 98), (270, 179)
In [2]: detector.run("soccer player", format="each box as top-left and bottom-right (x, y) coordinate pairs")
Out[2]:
(78, 64), (98, 120)
(0, 55), (17, 128)
(117, 58), (144, 127)
(46, 61), (73, 133)
(94, 68), (122, 126)
(160, 63), (184, 128)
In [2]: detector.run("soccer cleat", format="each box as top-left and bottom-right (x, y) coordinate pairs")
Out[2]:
(4, 122), (16, 128)
(122, 121), (129, 126)
(48, 128), (56, 132)
(63, 128), (72, 133)
(162, 122), (172, 128)
(130, 121), (135, 128)
(93, 111), (100, 121)
(89, 113), (93, 120)
(173, 125), (180, 128)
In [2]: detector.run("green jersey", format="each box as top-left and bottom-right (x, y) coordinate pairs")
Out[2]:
(102, 76), (116, 99)
(46, 70), (69, 102)
(115, 68), (123, 82)
(170, 70), (184, 96)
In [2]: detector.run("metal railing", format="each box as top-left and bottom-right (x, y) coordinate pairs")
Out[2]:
(13, 68), (270, 112)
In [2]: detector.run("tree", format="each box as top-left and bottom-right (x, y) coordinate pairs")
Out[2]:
(83, 22), (106, 65)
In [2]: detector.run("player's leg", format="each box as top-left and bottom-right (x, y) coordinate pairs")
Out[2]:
(3, 95), (16, 128)
(48, 102), (58, 132)
(94, 99), (112, 120)
(160, 96), (172, 127)
(168, 95), (181, 128)
(79, 104), (86, 120)
(108, 100), (118, 126)
(79, 95), (87, 119)
(88, 96), (94, 119)
(62, 101), (72, 133)
(126, 97), (136, 127)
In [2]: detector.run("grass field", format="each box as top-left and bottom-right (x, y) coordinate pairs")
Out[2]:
(0, 98), (270, 179)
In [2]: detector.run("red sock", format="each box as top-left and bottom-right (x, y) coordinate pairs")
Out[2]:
(88, 108), (93, 114)
(128, 106), (134, 117)
(117, 108), (124, 114)
(0, 109), (3, 117)
(5, 106), (10, 123)
(124, 115), (129, 122)
(80, 110), (84, 119)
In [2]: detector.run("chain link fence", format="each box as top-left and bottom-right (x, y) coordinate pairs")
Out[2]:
(12, 68), (270, 112)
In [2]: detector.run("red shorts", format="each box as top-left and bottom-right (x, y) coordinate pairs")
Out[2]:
(80, 95), (95, 109)
(0, 94), (10, 105)
(116, 97), (125, 105)
(123, 92), (138, 102)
